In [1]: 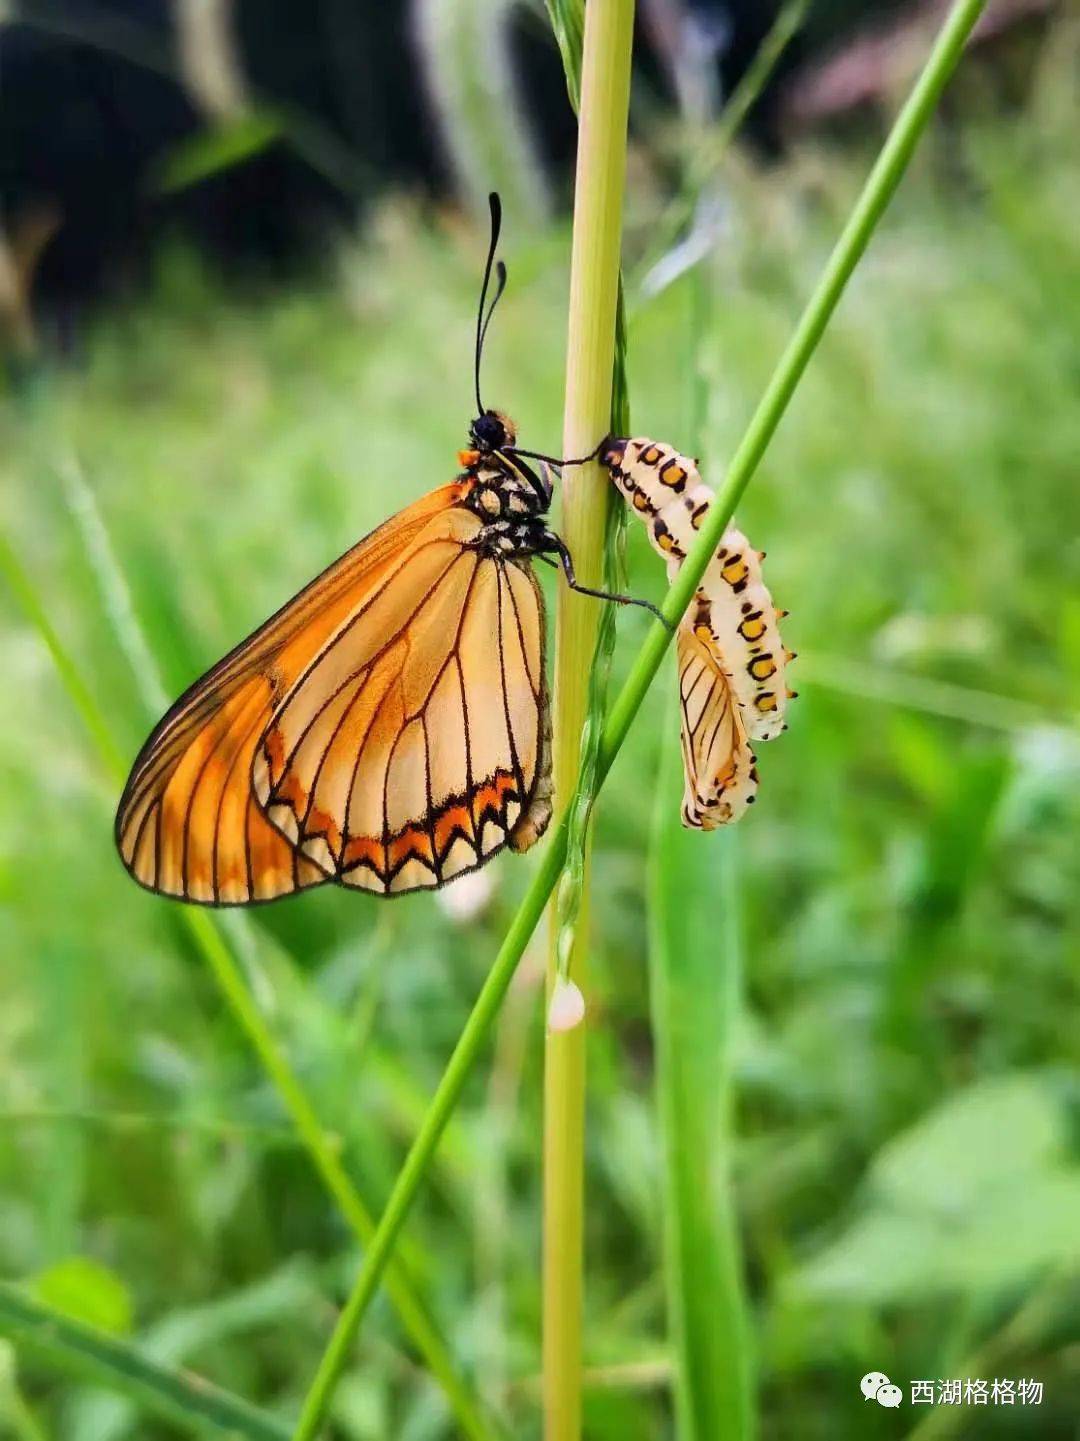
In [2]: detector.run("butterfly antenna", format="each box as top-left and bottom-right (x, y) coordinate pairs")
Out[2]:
(475, 192), (504, 414)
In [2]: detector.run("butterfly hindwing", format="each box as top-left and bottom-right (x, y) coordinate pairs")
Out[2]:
(253, 530), (549, 895)
(677, 625), (758, 829)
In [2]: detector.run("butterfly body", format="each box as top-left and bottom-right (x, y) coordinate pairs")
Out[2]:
(601, 435), (793, 828)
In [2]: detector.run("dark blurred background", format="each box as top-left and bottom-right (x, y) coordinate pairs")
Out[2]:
(0, 0), (1056, 343)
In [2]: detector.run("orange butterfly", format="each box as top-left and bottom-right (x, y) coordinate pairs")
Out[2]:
(115, 196), (656, 904)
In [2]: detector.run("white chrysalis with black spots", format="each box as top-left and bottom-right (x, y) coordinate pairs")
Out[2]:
(600, 436), (795, 827)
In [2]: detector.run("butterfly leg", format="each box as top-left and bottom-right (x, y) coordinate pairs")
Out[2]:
(537, 534), (674, 631)
(504, 436), (608, 472)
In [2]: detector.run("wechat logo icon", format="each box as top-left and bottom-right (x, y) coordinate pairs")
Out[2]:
(861, 1372), (903, 1408)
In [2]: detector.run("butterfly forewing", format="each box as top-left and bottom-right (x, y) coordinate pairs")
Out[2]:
(116, 479), (550, 903)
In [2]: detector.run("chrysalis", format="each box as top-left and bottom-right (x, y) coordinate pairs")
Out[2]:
(600, 436), (794, 828)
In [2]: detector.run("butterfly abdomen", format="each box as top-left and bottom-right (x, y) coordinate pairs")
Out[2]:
(602, 436), (708, 563)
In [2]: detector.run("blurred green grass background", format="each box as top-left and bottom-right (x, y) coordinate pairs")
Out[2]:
(1, 76), (1079, 1440)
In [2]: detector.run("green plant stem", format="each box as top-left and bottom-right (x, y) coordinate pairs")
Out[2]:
(282, 7), (986, 1431)
(544, 3), (635, 1439)
(0, 1282), (289, 1441)
(0, 533), (497, 1441)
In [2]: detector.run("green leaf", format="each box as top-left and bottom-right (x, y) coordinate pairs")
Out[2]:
(868, 1073), (1066, 1215)
(152, 112), (284, 195)
(31, 1257), (133, 1336)
(792, 1075), (1080, 1303)
(543, 0), (584, 111)
(0, 1282), (289, 1440)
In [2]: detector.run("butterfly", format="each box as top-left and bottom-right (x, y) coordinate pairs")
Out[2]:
(115, 195), (660, 904)
(600, 436), (795, 828)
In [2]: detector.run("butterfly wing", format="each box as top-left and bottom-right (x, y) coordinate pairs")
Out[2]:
(252, 535), (550, 895)
(115, 482), (476, 903)
(677, 625), (757, 830)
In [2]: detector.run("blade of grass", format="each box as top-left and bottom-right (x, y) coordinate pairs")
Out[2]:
(56, 452), (169, 713)
(0, 1282), (290, 1441)
(632, 0), (809, 289)
(15, 9), (368, 199)
(0, 1342), (51, 1441)
(648, 726), (752, 1440)
(415, 0), (549, 219)
(284, 1), (987, 1433)
(152, 112), (285, 195)
(0, 532), (499, 1441)
(797, 650), (1079, 733)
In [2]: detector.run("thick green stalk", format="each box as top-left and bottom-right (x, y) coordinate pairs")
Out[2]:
(281, 1), (985, 1428)
(0, 1282), (289, 1441)
(544, 3), (635, 1439)
(0, 534), (496, 1441)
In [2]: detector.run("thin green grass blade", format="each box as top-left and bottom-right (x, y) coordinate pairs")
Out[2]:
(0, 1283), (290, 1441)
(55, 453), (169, 713)
(152, 111), (285, 195)
(647, 721), (752, 1440)
(0, 1340), (51, 1441)
(544, 0), (585, 111)
(415, 0), (548, 218)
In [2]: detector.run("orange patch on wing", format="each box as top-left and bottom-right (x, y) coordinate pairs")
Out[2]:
(263, 728), (287, 784)
(434, 804), (475, 855)
(387, 826), (435, 872)
(306, 804), (341, 851)
(471, 770), (518, 822)
(343, 834), (386, 875)
(275, 769), (307, 814)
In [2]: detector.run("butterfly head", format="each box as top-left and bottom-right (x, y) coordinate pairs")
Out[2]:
(469, 409), (517, 453)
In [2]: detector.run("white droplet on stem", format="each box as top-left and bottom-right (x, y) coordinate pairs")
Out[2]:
(547, 976), (586, 1033)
